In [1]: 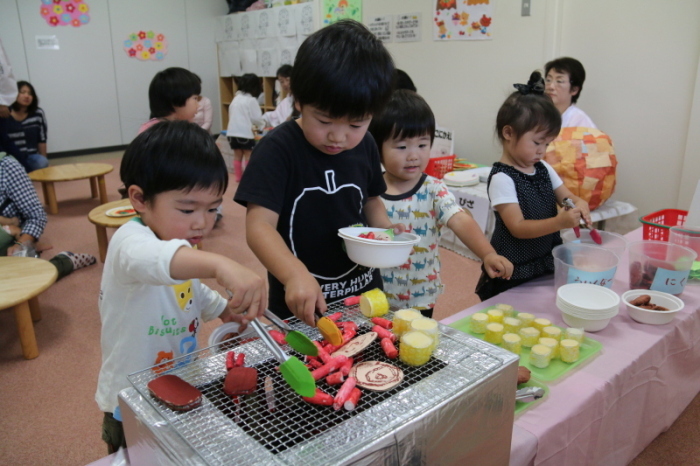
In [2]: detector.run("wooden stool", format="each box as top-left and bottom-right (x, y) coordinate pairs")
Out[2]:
(29, 163), (113, 214)
(88, 199), (137, 262)
(0, 257), (58, 359)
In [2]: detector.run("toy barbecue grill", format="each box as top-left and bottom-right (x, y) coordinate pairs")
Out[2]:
(125, 301), (518, 465)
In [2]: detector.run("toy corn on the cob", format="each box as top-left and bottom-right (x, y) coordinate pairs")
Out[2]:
(542, 326), (562, 341)
(519, 327), (540, 348)
(538, 337), (560, 359)
(399, 331), (433, 366)
(470, 313), (489, 333)
(359, 288), (389, 317)
(495, 303), (516, 317)
(486, 309), (504, 323)
(410, 317), (439, 351)
(560, 339), (581, 363)
(502, 333), (522, 355)
(517, 312), (535, 327)
(529, 344), (553, 368)
(503, 317), (522, 334)
(533, 318), (552, 332)
(484, 323), (504, 345)
(564, 328), (585, 343)
(392, 308), (423, 337)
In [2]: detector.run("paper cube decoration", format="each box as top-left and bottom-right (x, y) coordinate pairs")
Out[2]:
(544, 127), (617, 211)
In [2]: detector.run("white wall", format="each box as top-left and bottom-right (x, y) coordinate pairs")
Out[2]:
(362, 0), (700, 219)
(0, 0), (226, 152)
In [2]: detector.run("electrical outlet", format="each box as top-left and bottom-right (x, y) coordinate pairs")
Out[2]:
(521, 0), (531, 16)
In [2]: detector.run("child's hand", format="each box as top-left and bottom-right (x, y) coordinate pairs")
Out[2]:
(219, 265), (267, 322)
(0, 216), (20, 227)
(483, 252), (514, 279)
(390, 223), (406, 235)
(557, 205), (583, 229)
(574, 199), (592, 228)
(2, 224), (21, 238)
(218, 308), (252, 333)
(284, 272), (326, 327)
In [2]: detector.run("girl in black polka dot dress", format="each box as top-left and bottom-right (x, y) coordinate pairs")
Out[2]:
(476, 71), (592, 301)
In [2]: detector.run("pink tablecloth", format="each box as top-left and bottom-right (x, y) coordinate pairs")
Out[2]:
(441, 228), (700, 466)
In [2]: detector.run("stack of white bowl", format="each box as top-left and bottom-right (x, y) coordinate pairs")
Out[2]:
(556, 283), (620, 332)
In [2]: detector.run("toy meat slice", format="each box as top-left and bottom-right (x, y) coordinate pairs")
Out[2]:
(224, 367), (259, 396)
(331, 332), (378, 358)
(147, 374), (202, 411)
(349, 361), (404, 392)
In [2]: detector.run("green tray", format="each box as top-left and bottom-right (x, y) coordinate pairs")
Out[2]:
(515, 378), (548, 415)
(449, 308), (602, 382)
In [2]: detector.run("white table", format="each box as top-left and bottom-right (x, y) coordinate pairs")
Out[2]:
(441, 228), (700, 466)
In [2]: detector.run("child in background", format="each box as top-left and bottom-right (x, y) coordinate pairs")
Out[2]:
(476, 71), (591, 301)
(234, 20), (403, 325)
(262, 64), (294, 127)
(544, 57), (596, 128)
(369, 90), (513, 317)
(192, 74), (213, 132)
(138, 67), (201, 134)
(226, 73), (265, 182)
(97, 121), (266, 454)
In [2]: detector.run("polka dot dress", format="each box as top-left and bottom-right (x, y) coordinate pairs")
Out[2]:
(488, 162), (562, 281)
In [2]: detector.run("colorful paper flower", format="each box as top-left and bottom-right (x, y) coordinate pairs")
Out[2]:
(143, 40), (152, 48)
(53, 0), (61, 4)
(135, 44), (143, 51)
(149, 47), (156, 54)
(66, 3), (75, 12)
(138, 31), (146, 40)
(53, 5), (63, 14)
(128, 48), (137, 57)
(50, 16), (59, 25)
(129, 33), (138, 41)
(79, 14), (89, 24)
(123, 40), (132, 48)
(41, 0), (52, 5)
(140, 51), (151, 60)
(41, 7), (50, 15)
(72, 18), (81, 27)
(154, 42), (164, 50)
(78, 3), (88, 13)
(155, 52), (164, 60)
(156, 34), (164, 41)
(147, 31), (155, 39)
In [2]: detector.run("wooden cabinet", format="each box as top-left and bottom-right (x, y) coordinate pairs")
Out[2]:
(219, 76), (277, 129)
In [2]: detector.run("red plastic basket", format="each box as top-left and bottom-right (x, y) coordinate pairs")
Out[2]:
(639, 209), (688, 241)
(425, 155), (455, 179)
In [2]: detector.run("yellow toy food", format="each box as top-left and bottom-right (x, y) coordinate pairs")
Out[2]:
(529, 344), (553, 369)
(560, 339), (581, 363)
(399, 331), (433, 366)
(519, 327), (540, 347)
(503, 317), (522, 334)
(470, 313), (489, 333)
(359, 288), (389, 317)
(502, 333), (522, 355)
(393, 308), (423, 336)
(410, 317), (439, 351)
(484, 323), (504, 344)
(486, 309), (504, 323)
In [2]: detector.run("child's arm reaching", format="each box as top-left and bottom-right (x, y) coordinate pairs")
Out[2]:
(495, 201), (582, 239)
(448, 211), (513, 279)
(246, 203), (325, 327)
(169, 246), (267, 322)
(364, 196), (406, 234)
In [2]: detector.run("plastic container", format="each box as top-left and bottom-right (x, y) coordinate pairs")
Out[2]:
(553, 243), (620, 290)
(338, 227), (420, 268)
(424, 155), (455, 179)
(669, 225), (700, 283)
(560, 228), (629, 256)
(208, 322), (256, 349)
(621, 290), (684, 325)
(628, 240), (697, 295)
(640, 209), (688, 241)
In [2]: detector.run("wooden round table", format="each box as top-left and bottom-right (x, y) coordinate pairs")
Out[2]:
(0, 257), (58, 359)
(88, 199), (137, 262)
(28, 163), (113, 214)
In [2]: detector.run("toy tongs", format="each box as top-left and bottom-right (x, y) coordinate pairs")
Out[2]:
(562, 198), (602, 244)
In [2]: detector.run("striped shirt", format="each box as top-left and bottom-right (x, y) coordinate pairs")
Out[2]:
(0, 154), (47, 239)
(6, 108), (47, 156)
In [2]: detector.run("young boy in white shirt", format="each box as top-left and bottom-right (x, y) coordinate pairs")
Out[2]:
(96, 120), (266, 453)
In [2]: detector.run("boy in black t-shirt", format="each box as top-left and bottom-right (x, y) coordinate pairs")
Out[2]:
(234, 20), (404, 326)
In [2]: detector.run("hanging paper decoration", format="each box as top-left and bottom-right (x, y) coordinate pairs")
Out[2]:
(40, 0), (91, 28)
(123, 31), (168, 61)
(322, 0), (362, 26)
(433, 0), (493, 41)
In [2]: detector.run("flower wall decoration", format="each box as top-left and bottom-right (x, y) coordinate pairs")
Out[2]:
(123, 31), (168, 61)
(40, 0), (90, 27)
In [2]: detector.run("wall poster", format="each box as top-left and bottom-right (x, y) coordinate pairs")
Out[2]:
(322, 0), (362, 26)
(433, 0), (493, 41)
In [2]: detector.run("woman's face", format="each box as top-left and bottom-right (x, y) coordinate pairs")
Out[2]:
(278, 75), (291, 93)
(545, 70), (578, 112)
(16, 86), (34, 108)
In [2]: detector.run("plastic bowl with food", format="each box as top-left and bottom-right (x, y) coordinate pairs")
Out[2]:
(621, 290), (684, 325)
(338, 227), (420, 268)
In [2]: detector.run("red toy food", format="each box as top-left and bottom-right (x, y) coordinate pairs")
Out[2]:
(333, 376), (357, 410)
(343, 296), (361, 306)
(223, 367), (258, 396)
(344, 387), (362, 411)
(147, 374), (202, 411)
(372, 325), (396, 342)
(269, 330), (287, 345)
(302, 388), (334, 406)
(371, 317), (393, 329)
(380, 337), (398, 359)
(326, 371), (345, 385)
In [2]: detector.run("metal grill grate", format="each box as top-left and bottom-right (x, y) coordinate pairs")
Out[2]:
(128, 302), (509, 465)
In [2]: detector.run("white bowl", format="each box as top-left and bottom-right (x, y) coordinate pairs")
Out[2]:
(560, 311), (615, 332)
(557, 283), (620, 313)
(208, 322), (256, 348)
(621, 290), (684, 325)
(338, 227), (420, 268)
